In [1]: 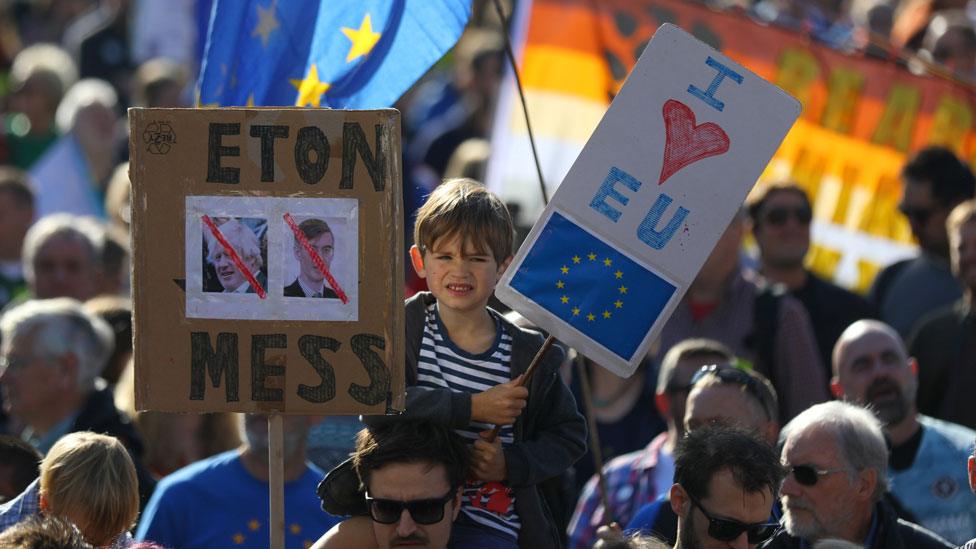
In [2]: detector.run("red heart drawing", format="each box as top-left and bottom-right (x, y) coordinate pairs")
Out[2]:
(659, 99), (730, 185)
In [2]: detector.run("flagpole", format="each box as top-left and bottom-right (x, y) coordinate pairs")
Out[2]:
(485, 334), (555, 442)
(268, 414), (285, 549)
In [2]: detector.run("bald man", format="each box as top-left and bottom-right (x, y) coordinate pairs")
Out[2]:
(832, 320), (976, 545)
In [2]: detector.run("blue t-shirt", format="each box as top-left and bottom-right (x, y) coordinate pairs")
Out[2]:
(136, 450), (339, 548)
(890, 416), (976, 545)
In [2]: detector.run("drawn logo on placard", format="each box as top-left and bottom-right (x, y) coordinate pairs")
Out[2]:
(143, 122), (176, 154)
(659, 99), (729, 184)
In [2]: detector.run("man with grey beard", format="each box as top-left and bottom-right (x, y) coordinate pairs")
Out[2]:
(763, 401), (951, 548)
(832, 320), (976, 545)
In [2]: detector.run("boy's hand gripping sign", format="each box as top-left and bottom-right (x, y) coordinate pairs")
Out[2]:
(495, 24), (801, 377)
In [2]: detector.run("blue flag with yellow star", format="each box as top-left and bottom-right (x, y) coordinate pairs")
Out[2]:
(509, 212), (677, 361)
(198, 0), (470, 108)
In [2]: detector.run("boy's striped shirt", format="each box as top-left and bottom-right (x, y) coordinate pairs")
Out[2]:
(416, 302), (520, 542)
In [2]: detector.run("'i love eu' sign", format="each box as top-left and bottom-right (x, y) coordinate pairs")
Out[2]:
(496, 24), (800, 376)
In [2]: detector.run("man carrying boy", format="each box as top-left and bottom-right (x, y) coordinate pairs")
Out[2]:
(376, 178), (587, 548)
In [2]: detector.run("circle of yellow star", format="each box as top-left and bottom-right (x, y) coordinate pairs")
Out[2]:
(290, 524), (302, 534)
(602, 310), (611, 319)
(618, 285), (628, 294)
(233, 533), (245, 544)
(560, 265), (569, 274)
(614, 299), (623, 308)
(248, 519), (260, 531)
(341, 13), (382, 62)
(615, 270), (623, 279)
(587, 252), (597, 261)
(603, 258), (612, 267)
(560, 295), (570, 304)
(290, 64), (331, 107)
(572, 255), (581, 264)
(556, 280), (565, 289)
(586, 313), (596, 321)
(251, 1), (280, 48)
(572, 307), (580, 316)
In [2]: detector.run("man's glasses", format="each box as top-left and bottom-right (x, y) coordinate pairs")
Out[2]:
(898, 204), (934, 225)
(763, 206), (812, 227)
(786, 464), (850, 487)
(690, 365), (777, 421)
(688, 494), (779, 543)
(365, 490), (455, 525)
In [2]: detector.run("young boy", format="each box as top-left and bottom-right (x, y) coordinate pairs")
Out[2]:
(397, 178), (587, 548)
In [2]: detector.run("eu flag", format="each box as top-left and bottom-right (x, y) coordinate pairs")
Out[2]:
(198, 0), (471, 108)
(509, 212), (676, 361)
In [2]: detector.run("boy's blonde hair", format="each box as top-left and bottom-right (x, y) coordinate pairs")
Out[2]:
(413, 178), (514, 263)
(40, 432), (139, 547)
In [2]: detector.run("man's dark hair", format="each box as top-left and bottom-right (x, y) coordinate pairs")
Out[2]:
(0, 515), (92, 548)
(297, 218), (332, 243)
(673, 424), (783, 501)
(0, 434), (42, 499)
(901, 146), (976, 207)
(0, 167), (35, 208)
(352, 420), (469, 492)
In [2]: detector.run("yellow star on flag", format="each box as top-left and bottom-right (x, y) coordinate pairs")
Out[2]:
(560, 265), (569, 274)
(615, 300), (623, 308)
(341, 13), (382, 62)
(572, 255), (581, 264)
(252, 1), (279, 47)
(556, 280), (564, 289)
(618, 285), (628, 294)
(615, 270), (623, 279)
(560, 295), (569, 304)
(248, 520), (260, 531)
(290, 524), (302, 534)
(233, 533), (245, 544)
(603, 310), (611, 319)
(603, 258), (612, 267)
(572, 307), (580, 316)
(290, 65), (331, 107)
(587, 313), (596, 321)
(587, 252), (597, 261)
(246, 94), (255, 107)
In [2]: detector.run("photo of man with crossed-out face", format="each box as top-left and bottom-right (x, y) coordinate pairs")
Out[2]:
(284, 218), (339, 299)
(203, 217), (267, 294)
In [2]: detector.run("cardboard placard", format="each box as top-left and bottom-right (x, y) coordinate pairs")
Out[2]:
(130, 108), (405, 414)
(495, 24), (800, 377)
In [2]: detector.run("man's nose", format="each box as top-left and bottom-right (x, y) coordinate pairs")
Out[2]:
(729, 531), (749, 549)
(396, 509), (417, 537)
(780, 472), (801, 497)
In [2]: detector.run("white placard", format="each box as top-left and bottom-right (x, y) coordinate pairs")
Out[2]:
(496, 24), (800, 376)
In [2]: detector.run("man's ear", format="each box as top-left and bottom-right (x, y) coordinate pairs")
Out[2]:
(409, 245), (427, 278)
(669, 484), (689, 519)
(855, 468), (877, 502)
(654, 392), (670, 417)
(451, 486), (462, 520)
(968, 455), (976, 493)
(830, 377), (844, 398)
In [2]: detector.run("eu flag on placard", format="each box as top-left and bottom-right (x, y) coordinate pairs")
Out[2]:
(510, 212), (677, 361)
(198, 0), (471, 108)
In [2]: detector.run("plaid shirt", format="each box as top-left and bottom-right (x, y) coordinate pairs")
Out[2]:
(567, 432), (671, 549)
(0, 479), (132, 548)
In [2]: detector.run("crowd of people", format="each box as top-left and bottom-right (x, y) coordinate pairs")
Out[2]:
(2, 0), (976, 548)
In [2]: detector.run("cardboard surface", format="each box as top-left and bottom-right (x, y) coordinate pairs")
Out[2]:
(495, 24), (800, 376)
(130, 108), (405, 414)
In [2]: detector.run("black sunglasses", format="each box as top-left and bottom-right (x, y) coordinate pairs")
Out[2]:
(763, 206), (812, 226)
(688, 494), (779, 543)
(786, 464), (850, 487)
(898, 205), (934, 225)
(690, 365), (776, 421)
(365, 490), (455, 525)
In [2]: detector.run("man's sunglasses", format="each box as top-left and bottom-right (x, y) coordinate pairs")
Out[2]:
(763, 206), (812, 226)
(365, 490), (455, 525)
(786, 464), (850, 487)
(689, 364), (777, 421)
(688, 494), (779, 543)
(898, 205), (934, 225)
